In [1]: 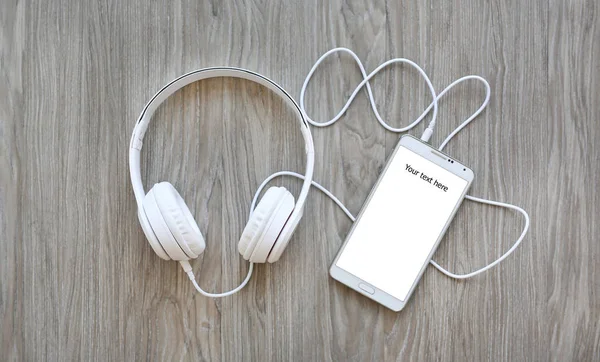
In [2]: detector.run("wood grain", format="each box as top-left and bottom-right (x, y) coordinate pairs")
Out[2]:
(1, 0), (599, 360)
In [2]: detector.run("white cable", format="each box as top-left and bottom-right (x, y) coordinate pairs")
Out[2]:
(254, 48), (528, 279)
(436, 76), (491, 151)
(429, 195), (530, 279)
(300, 48), (491, 143)
(180, 203), (258, 297)
(182, 260), (254, 298)
(300, 48), (439, 134)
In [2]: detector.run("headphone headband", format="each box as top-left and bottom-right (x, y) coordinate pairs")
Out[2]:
(129, 67), (315, 225)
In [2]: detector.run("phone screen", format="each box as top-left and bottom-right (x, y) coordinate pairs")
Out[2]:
(335, 145), (470, 301)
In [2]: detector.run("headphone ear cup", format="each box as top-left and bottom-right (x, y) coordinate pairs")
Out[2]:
(153, 182), (206, 257)
(142, 187), (190, 261)
(238, 187), (294, 263)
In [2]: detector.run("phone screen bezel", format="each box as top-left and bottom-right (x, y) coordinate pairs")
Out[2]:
(329, 134), (474, 312)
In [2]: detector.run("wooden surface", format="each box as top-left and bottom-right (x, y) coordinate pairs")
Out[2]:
(1, 0), (599, 360)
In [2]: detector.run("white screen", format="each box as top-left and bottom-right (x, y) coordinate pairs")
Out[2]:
(336, 146), (469, 301)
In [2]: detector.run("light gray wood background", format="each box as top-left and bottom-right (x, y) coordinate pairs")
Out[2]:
(1, 0), (599, 361)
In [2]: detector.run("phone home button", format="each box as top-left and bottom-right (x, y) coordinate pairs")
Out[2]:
(358, 283), (375, 294)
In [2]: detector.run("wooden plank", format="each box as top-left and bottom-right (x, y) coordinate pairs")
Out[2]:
(0, 0), (598, 360)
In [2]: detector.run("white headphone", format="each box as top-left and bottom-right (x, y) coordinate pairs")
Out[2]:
(129, 68), (315, 294)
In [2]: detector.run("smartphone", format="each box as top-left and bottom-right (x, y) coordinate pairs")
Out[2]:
(330, 135), (474, 311)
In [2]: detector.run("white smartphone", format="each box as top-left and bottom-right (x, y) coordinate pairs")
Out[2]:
(330, 135), (474, 311)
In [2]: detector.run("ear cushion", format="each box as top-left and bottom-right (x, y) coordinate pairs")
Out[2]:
(142, 188), (190, 261)
(266, 209), (303, 263)
(137, 208), (170, 260)
(153, 182), (206, 257)
(238, 187), (295, 263)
